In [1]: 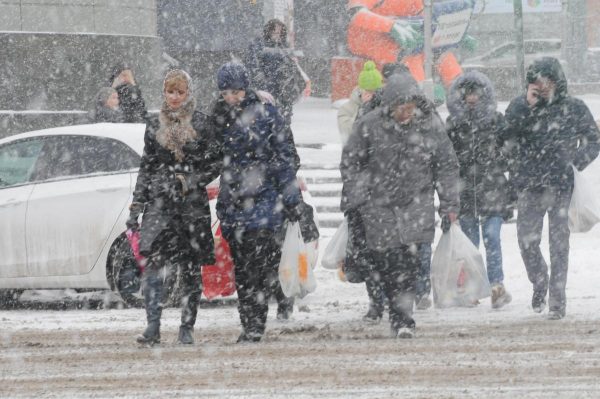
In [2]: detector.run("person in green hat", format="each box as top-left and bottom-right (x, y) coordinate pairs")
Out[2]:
(337, 60), (383, 145)
(337, 60), (387, 324)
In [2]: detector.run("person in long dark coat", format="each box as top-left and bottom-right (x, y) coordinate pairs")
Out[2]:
(127, 69), (222, 345)
(211, 62), (303, 343)
(502, 57), (600, 319)
(109, 63), (148, 123)
(89, 87), (124, 123)
(446, 70), (512, 309)
(341, 73), (460, 338)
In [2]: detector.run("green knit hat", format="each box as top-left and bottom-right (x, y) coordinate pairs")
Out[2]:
(358, 61), (383, 91)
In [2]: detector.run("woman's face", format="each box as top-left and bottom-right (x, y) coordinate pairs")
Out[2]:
(106, 92), (119, 110)
(165, 81), (189, 110)
(221, 89), (246, 106)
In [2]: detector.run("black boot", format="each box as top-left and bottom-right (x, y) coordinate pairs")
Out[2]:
(136, 322), (160, 346)
(236, 331), (262, 343)
(277, 296), (294, 320)
(177, 326), (194, 344)
(138, 268), (163, 346)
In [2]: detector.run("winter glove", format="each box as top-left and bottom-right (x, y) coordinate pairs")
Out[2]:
(126, 202), (143, 231)
(298, 201), (320, 242)
(389, 20), (424, 54)
(441, 212), (458, 233)
(502, 208), (515, 222)
(283, 203), (303, 223)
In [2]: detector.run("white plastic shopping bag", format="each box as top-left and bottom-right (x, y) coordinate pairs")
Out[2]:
(321, 219), (348, 270)
(431, 224), (491, 308)
(279, 222), (317, 298)
(568, 165), (600, 233)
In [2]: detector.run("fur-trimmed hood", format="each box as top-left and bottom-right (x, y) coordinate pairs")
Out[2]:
(447, 71), (497, 124)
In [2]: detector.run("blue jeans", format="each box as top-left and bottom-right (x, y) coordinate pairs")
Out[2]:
(416, 243), (432, 299)
(459, 216), (504, 285)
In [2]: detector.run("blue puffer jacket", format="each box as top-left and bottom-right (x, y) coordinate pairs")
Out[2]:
(212, 90), (301, 239)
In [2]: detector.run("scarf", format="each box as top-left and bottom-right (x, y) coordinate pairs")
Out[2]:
(156, 97), (198, 162)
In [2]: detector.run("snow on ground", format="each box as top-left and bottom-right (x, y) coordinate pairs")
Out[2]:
(1, 97), (600, 398)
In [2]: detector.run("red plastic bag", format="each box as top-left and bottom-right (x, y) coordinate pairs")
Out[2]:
(202, 222), (236, 300)
(126, 228), (146, 272)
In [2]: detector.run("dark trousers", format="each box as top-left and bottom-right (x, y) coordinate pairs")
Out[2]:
(517, 188), (571, 312)
(347, 210), (431, 311)
(142, 228), (202, 331)
(371, 246), (419, 331)
(227, 229), (282, 337)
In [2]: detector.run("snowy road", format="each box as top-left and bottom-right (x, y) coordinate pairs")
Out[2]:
(2, 217), (600, 398)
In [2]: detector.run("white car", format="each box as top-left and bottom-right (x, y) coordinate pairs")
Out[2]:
(0, 123), (318, 307)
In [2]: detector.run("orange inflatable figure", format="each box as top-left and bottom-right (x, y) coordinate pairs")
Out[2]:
(347, 0), (474, 88)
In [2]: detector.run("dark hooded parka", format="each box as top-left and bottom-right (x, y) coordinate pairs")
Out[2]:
(341, 74), (460, 252)
(502, 57), (600, 193)
(446, 71), (510, 218)
(502, 57), (600, 317)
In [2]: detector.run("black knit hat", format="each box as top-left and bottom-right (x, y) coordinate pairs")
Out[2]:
(217, 62), (249, 91)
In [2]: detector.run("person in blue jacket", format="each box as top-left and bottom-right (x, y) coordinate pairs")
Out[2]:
(211, 62), (303, 342)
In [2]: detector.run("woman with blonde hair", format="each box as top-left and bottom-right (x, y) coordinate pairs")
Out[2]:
(127, 69), (222, 346)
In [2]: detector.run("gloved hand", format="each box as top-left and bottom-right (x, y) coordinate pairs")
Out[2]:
(460, 34), (478, 53)
(441, 212), (458, 233)
(389, 20), (424, 54)
(502, 208), (515, 222)
(284, 203), (303, 223)
(126, 202), (143, 231)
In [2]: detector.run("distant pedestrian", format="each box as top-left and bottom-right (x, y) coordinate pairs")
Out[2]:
(446, 70), (512, 309)
(211, 62), (303, 343)
(89, 87), (124, 123)
(244, 18), (305, 170)
(341, 73), (460, 338)
(109, 63), (148, 123)
(502, 57), (600, 319)
(128, 69), (222, 346)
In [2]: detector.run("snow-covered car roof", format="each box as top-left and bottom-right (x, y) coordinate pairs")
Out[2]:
(0, 123), (146, 155)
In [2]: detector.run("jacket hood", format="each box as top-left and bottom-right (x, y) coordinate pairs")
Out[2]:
(447, 71), (497, 123)
(381, 74), (431, 115)
(526, 57), (568, 101)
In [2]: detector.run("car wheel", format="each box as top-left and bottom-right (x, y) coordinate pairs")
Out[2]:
(0, 289), (23, 309)
(107, 235), (144, 308)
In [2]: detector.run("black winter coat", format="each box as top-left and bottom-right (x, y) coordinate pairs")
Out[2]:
(502, 59), (600, 193)
(446, 71), (510, 218)
(132, 111), (222, 264)
(244, 38), (305, 111)
(115, 83), (148, 123)
(447, 112), (509, 217)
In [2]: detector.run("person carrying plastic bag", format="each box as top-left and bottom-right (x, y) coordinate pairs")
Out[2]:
(501, 57), (600, 320)
(341, 73), (460, 339)
(431, 224), (491, 308)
